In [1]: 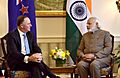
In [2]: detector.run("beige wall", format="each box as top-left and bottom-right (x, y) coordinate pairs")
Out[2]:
(92, 0), (120, 37)
(36, 17), (66, 38)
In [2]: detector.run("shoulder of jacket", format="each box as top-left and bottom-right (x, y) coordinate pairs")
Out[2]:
(99, 29), (110, 34)
(100, 29), (108, 32)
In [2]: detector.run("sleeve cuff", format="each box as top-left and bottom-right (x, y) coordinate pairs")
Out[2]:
(24, 56), (29, 63)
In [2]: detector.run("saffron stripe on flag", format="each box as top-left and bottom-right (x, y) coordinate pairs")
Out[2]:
(85, 0), (92, 13)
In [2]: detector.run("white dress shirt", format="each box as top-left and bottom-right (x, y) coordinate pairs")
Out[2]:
(18, 29), (29, 63)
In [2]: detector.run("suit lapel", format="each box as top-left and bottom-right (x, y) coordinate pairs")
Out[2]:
(14, 29), (21, 47)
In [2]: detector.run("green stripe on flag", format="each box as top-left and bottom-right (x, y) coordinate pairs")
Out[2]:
(66, 13), (82, 63)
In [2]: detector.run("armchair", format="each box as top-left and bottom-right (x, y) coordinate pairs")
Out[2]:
(1, 33), (30, 78)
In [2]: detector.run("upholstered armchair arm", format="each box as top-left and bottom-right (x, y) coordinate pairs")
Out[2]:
(0, 57), (11, 78)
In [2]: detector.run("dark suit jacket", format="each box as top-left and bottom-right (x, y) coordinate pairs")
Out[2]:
(6, 29), (42, 70)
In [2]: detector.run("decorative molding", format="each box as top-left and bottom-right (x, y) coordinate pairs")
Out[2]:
(36, 11), (66, 17)
(114, 36), (120, 41)
(37, 36), (65, 39)
(37, 36), (65, 43)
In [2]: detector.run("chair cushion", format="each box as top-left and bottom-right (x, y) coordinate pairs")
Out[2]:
(101, 67), (111, 75)
(75, 66), (111, 75)
(11, 71), (30, 78)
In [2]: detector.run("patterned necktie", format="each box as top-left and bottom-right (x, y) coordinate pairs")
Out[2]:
(23, 33), (30, 54)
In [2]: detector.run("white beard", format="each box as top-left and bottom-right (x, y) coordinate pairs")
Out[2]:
(88, 25), (98, 32)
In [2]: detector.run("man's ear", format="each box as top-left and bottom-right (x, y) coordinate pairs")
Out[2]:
(20, 24), (24, 28)
(21, 26), (23, 28)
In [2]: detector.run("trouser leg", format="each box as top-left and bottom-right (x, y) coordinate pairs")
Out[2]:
(31, 65), (43, 78)
(90, 60), (101, 78)
(90, 60), (108, 78)
(77, 60), (89, 78)
(38, 61), (56, 78)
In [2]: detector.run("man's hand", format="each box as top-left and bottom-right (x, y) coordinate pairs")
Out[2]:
(28, 53), (42, 63)
(85, 54), (94, 59)
(82, 53), (95, 62)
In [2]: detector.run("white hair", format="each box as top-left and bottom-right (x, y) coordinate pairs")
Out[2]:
(95, 17), (101, 28)
(89, 17), (101, 28)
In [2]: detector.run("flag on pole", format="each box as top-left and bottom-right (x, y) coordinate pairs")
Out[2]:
(66, 0), (91, 63)
(8, 0), (37, 40)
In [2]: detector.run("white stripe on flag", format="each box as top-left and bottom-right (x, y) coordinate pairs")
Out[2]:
(66, 0), (91, 35)
(16, 0), (22, 5)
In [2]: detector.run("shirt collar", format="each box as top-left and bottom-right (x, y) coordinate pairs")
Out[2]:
(18, 28), (26, 36)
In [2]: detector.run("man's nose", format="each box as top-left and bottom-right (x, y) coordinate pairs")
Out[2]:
(30, 24), (32, 27)
(86, 25), (89, 27)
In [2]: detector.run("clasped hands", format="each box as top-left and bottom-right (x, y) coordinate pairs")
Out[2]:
(82, 53), (96, 62)
(28, 53), (42, 63)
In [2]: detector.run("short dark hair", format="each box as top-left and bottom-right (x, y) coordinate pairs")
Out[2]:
(17, 15), (27, 26)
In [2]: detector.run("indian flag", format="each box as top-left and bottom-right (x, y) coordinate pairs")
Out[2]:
(66, 0), (91, 63)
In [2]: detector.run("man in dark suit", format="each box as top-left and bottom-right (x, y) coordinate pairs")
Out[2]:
(6, 15), (60, 78)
